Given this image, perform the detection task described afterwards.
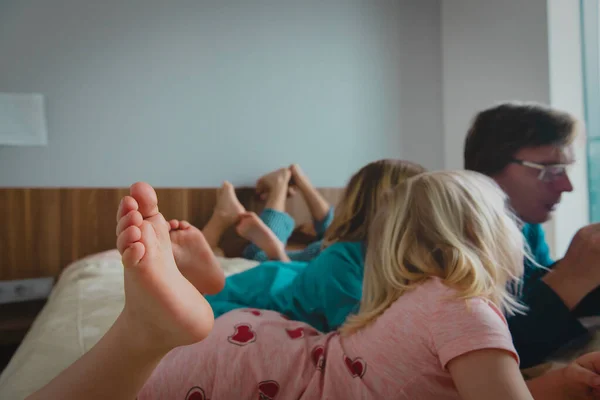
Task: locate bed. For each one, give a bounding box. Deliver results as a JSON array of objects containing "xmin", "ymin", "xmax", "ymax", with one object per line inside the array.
[
  {"xmin": 2, "ymin": 187, "xmax": 600, "ymax": 398},
  {"xmin": 0, "ymin": 186, "xmax": 343, "ymax": 399},
  {"xmin": 0, "ymin": 250, "xmax": 262, "ymax": 399}
]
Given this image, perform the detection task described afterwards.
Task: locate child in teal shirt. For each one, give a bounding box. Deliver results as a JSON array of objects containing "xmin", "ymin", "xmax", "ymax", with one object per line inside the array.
[
  {"xmin": 205, "ymin": 159, "xmax": 427, "ymax": 330},
  {"xmin": 241, "ymin": 164, "xmax": 335, "ymax": 263},
  {"xmin": 209, "ymin": 241, "xmax": 364, "ymax": 332}
]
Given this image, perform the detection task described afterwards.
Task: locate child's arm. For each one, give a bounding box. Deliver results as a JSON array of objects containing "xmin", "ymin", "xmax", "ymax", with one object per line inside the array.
[
  {"xmin": 290, "ymin": 164, "xmax": 331, "ymax": 225},
  {"xmin": 448, "ymin": 349, "xmax": 534, "ymax": 400},
  {"xmin": 27, "ymin": 313, "xmax": 165, "ymax": 400}
]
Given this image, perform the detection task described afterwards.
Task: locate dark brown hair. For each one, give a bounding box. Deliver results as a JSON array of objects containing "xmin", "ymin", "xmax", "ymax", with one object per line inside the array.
[
  {"xmin": 464, "ymin": 102, "xmax": 578, "ymax": 175},
  {"xmin": 322, "ymin": 159, "xmax": 426, "ymax": 248}
]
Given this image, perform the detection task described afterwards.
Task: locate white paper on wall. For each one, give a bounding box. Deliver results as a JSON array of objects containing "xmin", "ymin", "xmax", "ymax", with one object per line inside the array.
[{"xmin": 0, "ymin": 93, "xmax": 48, "ymax": 146}]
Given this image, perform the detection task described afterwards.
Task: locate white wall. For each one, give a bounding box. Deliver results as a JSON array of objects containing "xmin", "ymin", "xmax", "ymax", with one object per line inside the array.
[
  {"xmin": 441, "ymin": 0, "xmax": 551, "ymax": 170},
  {"xmin": 393, "ymin": 1, "xmax": 444, "ymax": 172},
  {"xmin": 0, "ymin": 0, "xmax": 443, "ymax": 187},
  {"xmin": 1, "ymin": 1, "xmax": 589, "ymax": 254}
]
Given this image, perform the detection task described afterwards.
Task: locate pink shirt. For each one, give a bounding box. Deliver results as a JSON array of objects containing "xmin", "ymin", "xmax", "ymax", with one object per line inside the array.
[{"xmin": 138, "ymin": 278, "xmax": 518, "ymax": 400}]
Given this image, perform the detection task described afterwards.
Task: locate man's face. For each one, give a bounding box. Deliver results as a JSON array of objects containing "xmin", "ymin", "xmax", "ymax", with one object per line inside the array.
[{"xmin": 493, "ymin": 144, "xmax": 575, "ymax": 224}]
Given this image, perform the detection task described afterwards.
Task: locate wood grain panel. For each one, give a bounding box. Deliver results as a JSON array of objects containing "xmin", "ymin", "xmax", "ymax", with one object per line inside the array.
[{"xmin": 0, "ymin": 187, "xmax": 343, "ymax": 281}]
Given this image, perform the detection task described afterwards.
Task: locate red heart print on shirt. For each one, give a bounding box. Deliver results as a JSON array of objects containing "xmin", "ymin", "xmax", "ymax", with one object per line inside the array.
[
  {"xmin": 185, "ymin": 386, "xmax": 208, "ymax": 400},
  {"xmin": 258, "ymin": 380, "xmax": 279, "ymax": 399},
  {"xmin": 311, "ymin": 345, "xmax": 325, "ymax": 370},
  {"xmin": 243, "ymin": 309, "xmax": 262, "ymax": 316},
  {"xmin": 286, "ymin": 327, "xmax": 319, "ymax": 339},
  {"xmin": 285, "ymin": 327, "xmax": 305, "ymax": 339},
  {"xmin": 228, "ymin": 323, "xmax": 257, "ymax": 346},
  {"xmin": 344, "ymin": 355, "xmax": 366, "ymax": 378}
]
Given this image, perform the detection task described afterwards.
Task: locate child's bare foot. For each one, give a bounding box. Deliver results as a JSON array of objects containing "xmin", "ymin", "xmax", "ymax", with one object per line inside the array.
[
  {"xmin": 256, "ymin": 167, "xmax": 294, "ymax": 200},
  {"xmin": 214, "ymin": 181, "xmax": 245, "ymax": 224},
  {"xmin": 236, "ymin": 212, "xmax": 290, "ymax": 261},
  {"xmin": 116, "ymin": 196, "xmax": 225, "ymax": 294},
  {"xmin": 168, "ymin": 219, "xmax": 225, "ymax": 294},
  {"xmin": 290, "ymin": 164, "xmax": 311, "ymax": 189},
  {"xmin": 116, "ymin": 182, "xmax": 214, "ymax": 352},
  {"xmin": 202, "ymin": 181, "xmax": 245, "ymax": 250}
]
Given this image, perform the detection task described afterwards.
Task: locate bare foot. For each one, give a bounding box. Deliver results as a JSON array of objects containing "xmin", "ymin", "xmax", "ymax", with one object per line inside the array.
[
  {"xmin": 202, "ymin": 181, "xmax": 246, "ymax": 250},
  {"xmin": 214, "ymin": 181, "xmax": 245, "ymax": 225},
  {"xmin": 168, "ymin": 219, "xmax": 225, "ymax": 294},
  {"xmin": 256, "ymin": 167, "xmax": 294, "ymax": 200},
  {"xmin": 116, "ymin": 194, "xmax": 225, "ymax": 295},
  {"xmin": 116, "ymin": 182, "xmax": 215, "ymax": 351},
  {"xmin": 290, "ymin": 164, "xmax": 310, "ymax": 189},
  {"xmin": 236, "ymin": 212, "xmax": 290, "ymax": 261}
]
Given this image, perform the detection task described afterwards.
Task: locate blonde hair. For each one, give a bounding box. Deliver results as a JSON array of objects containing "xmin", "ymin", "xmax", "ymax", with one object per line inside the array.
[
  {"xmin": 322, "ymin": 159, "xmax": 426, "ymax": 248},
  {"xmin": 340, "ymin": 170, "xmax": 527, "ymax": 336}
]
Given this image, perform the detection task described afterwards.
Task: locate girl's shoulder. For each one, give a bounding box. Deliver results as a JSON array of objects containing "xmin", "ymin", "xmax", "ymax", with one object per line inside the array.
[{"xmin": 400, "ymin": 278, "xmax": 502, "ymax": 320}]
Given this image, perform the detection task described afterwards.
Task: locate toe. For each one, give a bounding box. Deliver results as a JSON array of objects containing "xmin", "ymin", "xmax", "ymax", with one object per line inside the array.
[
  {"xmin": 117, "ymin": 210, "xmax": 143, "ymax": 236},
  {"xmin": 139, "ymin": 218, "xmax": 165, "ymax": 253},
  {"xmin": 122, "ymin": 242, "xmax": 145, "ymax": 267},
  {"xmin": 180, "ymin": 220, "xmax": 191, "ymax": 229},
  {"xmin": 238, "ymin": 211, "xmax": 253, "ymax": 220},
  {"xmin": 130, "ymin": 182, "xmax": 159, "ymax": 219},
  {"xmin": 117, "ymin": 225, "xmax": 142, "ymax": 254},
  {"xmin": 116, "ymin": 196, "xmax": 138, "ymax": 222},
  {"xmin": 169, "ymin": 219, "xmax": 180, "ymax": 230}
]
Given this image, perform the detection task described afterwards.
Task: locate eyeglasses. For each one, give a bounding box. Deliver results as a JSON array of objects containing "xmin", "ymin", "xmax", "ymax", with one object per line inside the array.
[{"xmin": 511, "ymin": 159, "xmax": 570, "ymax": 182}]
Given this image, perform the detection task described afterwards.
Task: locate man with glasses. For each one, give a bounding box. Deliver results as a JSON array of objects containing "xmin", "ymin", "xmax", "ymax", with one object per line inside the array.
[{"xmin": 464, "ymin": 101, "xmax": 600, "ymax": 369}]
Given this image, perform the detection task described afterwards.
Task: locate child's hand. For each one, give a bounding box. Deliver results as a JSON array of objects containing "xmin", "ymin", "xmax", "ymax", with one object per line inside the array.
[{"xmin": 561, "ymin": 352, "xmax": 600, "ymax": 399}]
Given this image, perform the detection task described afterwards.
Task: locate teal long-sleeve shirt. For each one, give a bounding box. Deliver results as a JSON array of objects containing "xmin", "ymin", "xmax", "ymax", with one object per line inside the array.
[
  {"xmin": 206, "ymin": 241, "xmax": 364, "ymax": 332},
  {"xmin": 509, "ymin": 223, "xmax": 588, "ymax": 368}
]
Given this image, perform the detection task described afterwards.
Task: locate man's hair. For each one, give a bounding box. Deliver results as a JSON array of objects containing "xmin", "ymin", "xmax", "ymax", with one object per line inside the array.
[{"xmin": 464, "ymin": 102, "xmax": 578, "ymax": 175}]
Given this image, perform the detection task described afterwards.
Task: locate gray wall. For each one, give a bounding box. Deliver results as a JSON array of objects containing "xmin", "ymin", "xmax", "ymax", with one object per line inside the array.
[
  {"xmin": 441, "ymin": 0, "xmax": 551, "ymax": 170},
  {"xmin": 440, "ymin": 0, "xmax": 590, "ymax": 257},
  {"xmin": 0, "ymin": 0, "xmax": 443, "ymax": 187}
]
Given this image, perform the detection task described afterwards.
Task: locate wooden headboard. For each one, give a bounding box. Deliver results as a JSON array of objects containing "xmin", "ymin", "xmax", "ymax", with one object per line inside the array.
[{"xmin": 0, "ymin": 187, "xmax": 343, "ymax": 281}]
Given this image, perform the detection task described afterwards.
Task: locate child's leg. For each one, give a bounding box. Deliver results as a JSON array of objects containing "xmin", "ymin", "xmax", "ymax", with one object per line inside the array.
[
  {"xmin": 285, "ymin": 241, "xmax": 325, "ymax": 262},
  {"xmin": 255, "ymin": 166, "xmax": 294, "ymax": 203},
  {"xmin": 236, "ymin": 212, "xmax": 290, "ymax": 261},
  {"xmin": 241, "ymin": 208, "xmax": 295, "ymax": 261},
  {"xmin": 259, "ymin": 168, "xmax": 291, "ymax": 213},
  {"xmin": 202, "ymin": 181, "xmax": 245, "ymax": 251},
  {"xmin": 28, "ymin": 182, "xmax": 216, "ymax": 400},
  {"xmin": 290, "ymin": 164, "xmax": 333, "ymax": 238},
  {"xmin": 243, "ymin": 170, "xmax": 295, "ymax": 260}
]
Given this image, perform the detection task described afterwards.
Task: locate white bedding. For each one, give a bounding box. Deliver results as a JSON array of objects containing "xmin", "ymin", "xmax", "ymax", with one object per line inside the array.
[{"xmin": 0, "ymin": 250, "xmax": 258, "ymax": 400}]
